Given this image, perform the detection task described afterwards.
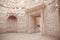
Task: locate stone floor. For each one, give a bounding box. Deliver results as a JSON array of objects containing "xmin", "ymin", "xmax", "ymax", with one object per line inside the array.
[{"xmin": 0, "ymin": 33, "xmax": 59, "ymax": 40}]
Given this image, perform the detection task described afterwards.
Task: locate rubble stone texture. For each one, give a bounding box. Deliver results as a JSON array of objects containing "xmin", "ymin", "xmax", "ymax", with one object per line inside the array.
[{"xmin": 0, "ymin": 0, "xmax": 60, "ymax": 40}]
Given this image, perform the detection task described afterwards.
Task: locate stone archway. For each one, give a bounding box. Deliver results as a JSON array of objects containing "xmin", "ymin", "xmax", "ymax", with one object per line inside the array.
[
  {"xmin": 8, "ymin": 15, "xmax": 17, "ymax": 21},
  {"xmin": 6, "ymin": 15, "xmax": 18, "ymax": 33}
]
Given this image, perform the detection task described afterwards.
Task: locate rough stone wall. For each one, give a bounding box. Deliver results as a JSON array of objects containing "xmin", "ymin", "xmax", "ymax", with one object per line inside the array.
[
  {"xmin": 0, "ymin": 0, "xmax": 43, "ymax": 33},
  {"xmin": 0, "ymin": 13, "xmax": 29, "ymax": 33},
  {"xmin": 43, "ymin": 0, "xmax": 60, "ymax": 38}
]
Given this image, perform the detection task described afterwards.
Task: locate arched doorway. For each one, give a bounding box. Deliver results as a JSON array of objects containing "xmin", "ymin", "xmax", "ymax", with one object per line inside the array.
[{"xmin": 6, "ymin": 15, "xmax": 17, "ymax": 33}]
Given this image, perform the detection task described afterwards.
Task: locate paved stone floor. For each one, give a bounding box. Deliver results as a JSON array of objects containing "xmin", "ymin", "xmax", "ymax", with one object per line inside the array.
[{"xmin": 0, "ymin": 33, "xmax": 59, "ymax": 40}]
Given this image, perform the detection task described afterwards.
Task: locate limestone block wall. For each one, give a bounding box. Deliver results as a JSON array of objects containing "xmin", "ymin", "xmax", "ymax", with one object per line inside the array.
[
  {"xmin": 0, "ymin": 7, "xmax": 29, "ymax": 33},
  {"xmin": 17, "ymin": 13, "xmax": 29, "ymax": 33},
  {"xmin": 43, "ymin": 0, "xmax": 60, "ymax": 38},
  {"xmin": 0, "ymin": 0, "xmax": 43, "ymax": 33}
]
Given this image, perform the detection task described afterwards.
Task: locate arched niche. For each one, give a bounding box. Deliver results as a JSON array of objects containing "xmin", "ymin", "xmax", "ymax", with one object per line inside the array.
[
  {"xmin": 7, "ymin": 15, "xmax": 17, "ymax": 21},
  {"xmin": 6, "ymin": 15, "xmax": 18, "ymax": 33}
]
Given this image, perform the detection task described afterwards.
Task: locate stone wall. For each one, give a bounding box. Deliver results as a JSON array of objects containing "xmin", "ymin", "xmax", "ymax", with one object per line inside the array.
[
  {"xmin": 43, "ymin": 0, "xmax": 60, "ymax": 39},
  {"xmin": 0, "ymin": 0, "xmax": 43, "ymax": 33},
  {"xmin": 0, "ymin": 12, "xmax": 29, "ymax": 33}
]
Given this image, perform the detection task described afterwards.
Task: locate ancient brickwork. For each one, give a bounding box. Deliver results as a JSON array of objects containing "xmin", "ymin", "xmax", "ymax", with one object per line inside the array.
[
  {"xmin": 43, "ymin": 0, "xmax": 60, "ymax": 38},
  {"xmin": 0, "ymin": 0, "xmax": 43, "ymax": 33}
]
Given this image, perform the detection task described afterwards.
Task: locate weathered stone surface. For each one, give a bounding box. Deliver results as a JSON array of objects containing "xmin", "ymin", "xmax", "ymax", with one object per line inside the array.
[
  {"xmin": 0, "ymin": 0, "xmax": 60, "ymax": 40},
  {"xmin": 0, "ymin": 0, "xmax": 42, "ymax": 33},
  {"xmin": 43, "ymin": 0, "xmax": 60, "ymax": 39}
]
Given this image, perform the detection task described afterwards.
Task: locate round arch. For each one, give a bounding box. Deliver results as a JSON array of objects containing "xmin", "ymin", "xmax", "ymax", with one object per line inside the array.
[
  {"xmin": 7, "ymin": 15, "xmax": 17, "ymax": 21},
  {"xmin": 6, "ymin": 15, "xmax": 18, "ymax": 33}
]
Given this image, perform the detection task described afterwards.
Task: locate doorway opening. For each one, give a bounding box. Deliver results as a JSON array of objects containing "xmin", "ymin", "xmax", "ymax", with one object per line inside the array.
[
  {"xmin": 34, "ymin": 16, "xmax": 40, "ymax": 33},
  {"xmin": 31, "ymin": 15, "xmax": 40, "ymax": 33}
]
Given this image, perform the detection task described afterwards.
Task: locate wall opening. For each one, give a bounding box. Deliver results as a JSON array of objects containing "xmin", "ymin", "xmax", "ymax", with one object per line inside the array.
[
  {"xmin": 35, "ymin": 16, "xmax": 40, "ymax": 33},
  {"xmin": 8, "ymin": 15, "xmax": 17, "ymax": 21},
  {"xmin": 6, "ymin": 15, "xmax": 18, "ymax": 33},
  {"xmin": 31, "ymin": 15, "xmax": 40, "ymax": 33}
]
